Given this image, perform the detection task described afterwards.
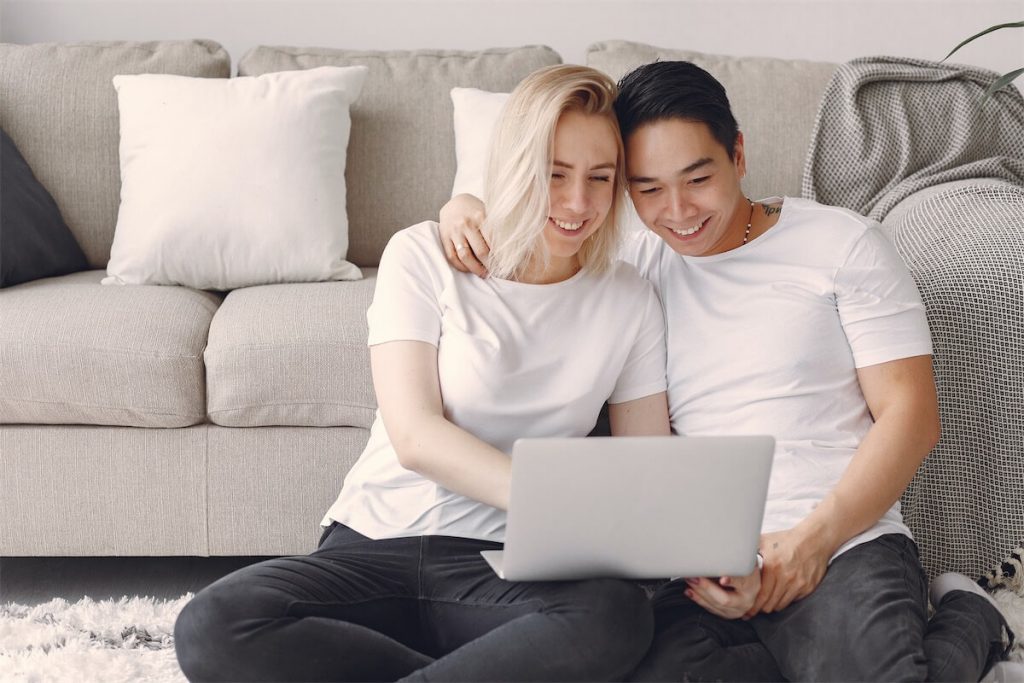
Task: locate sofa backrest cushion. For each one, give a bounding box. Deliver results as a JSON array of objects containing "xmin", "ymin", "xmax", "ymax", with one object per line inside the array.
[
  {"xmin": 0, "ymin": 41, "xmax": 231, "ymax": 269},
  {"xmin": 586, "ymin": 41, "xmax": 836, "ymax": 203},
  {"xmin": 238, "ymin": 45, "xmax": 562, "ymax": 267}
]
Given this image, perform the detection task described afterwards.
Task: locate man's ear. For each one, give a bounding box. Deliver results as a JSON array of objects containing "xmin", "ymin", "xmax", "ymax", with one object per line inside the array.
[{"xmin": 733, "ymin": 131, "xmax": 747, "ymax": 179}]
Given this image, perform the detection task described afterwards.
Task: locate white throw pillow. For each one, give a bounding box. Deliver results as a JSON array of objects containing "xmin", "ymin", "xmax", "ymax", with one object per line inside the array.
[
  {"xmin": 105, "ymin": 66, "xmax": 368, "ymax": 289},
  {"xmin": 449, "ymin": 87, "xmax": 508, "ymax": 199}
]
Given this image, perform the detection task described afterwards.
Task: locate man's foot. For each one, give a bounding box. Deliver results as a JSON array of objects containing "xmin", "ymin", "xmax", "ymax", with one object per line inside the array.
[
  {"xmin": 930, "ymin": 572, "xmax": 1002, "ymax": 612},
  {"xmin": 931, "ymin": 572, "xmax": 1016, "ymax": 670}
]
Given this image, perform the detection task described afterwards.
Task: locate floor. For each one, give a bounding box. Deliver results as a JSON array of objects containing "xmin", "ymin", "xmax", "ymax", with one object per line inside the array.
[{"xmin": 0, "ymin": 556, "xmax": 267, "ymax": 606}]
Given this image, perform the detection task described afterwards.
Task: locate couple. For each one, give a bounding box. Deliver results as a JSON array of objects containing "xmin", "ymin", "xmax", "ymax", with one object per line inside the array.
[{"xmin": 174, "ymin": 62, "xmax": 1012, "ymax": 682}]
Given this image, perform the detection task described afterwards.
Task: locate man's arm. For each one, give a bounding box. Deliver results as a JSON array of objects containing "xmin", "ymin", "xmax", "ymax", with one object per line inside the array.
[
  {"xmin": 746, "ymin": 354, "xmax": 940, "ymax": 616},
  {"xmin": 371, "ymin": 339, "xmax": 511, "ymax": 510},
  {"xmin": 439, "ymin": 193, "xmax": 490, "ymax": 277}
]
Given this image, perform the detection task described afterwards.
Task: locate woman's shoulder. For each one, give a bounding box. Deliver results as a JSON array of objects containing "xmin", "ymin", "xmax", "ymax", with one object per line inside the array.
[{"xmin": 380, "ymin": 221, "xmax": 446, "ymax": 269}]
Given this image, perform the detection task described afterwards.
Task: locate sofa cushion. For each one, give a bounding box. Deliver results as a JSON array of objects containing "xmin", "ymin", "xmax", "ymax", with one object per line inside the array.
[
  {"xmin": 0, "ymin": 126, "xmax": 88, "ymax": 287},
  {"xmin": 205, "ymin": 271, "xmax": 378, "ymax": 428},
  {"xmin": 0, "ymin": 271, "xmax": 220, "ymax": 427},
  {"xmin": 237, "ymin": 45, "xmax": 561, "ymax": 267},
  {"xmin": 586, "ymin": 41, "xmax": 836, "ymax": 202},
  {"xmin": 0, "ymin": 40, "xmax": 230, "ymax": 269}
]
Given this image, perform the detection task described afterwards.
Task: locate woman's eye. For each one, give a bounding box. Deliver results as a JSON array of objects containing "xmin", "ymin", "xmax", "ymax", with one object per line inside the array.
[
  {"xmin": 551, "ymin": 173, "xmax": 565, "ymax": 180},
  {"xmin": 590, "ymin": 175, "xmax": 611, "ymax": 183}
]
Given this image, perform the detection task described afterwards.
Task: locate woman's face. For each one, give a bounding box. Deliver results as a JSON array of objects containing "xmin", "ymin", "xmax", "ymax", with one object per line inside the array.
[{"xmin": 542, "ymin": 110, "xmax": 618, "ymax": 261}]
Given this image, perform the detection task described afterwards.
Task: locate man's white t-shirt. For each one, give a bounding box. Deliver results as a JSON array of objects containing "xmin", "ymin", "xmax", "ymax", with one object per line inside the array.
[
  {"xmin": 323, "ymin": 221, "xmax": 667, "ymax": 542},
  {"xmin": 622, "ymin": 197, "xmax": 933, "ymax": 558}
]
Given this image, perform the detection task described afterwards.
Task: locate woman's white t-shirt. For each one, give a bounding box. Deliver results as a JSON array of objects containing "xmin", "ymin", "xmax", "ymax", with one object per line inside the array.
[
  {"xmin": 622, "ymin": 197, "xmax": 933, "ymax": 559},
  {"xmin": 323, "ymin": 221, "xmax": 667, "ymax": 542}
]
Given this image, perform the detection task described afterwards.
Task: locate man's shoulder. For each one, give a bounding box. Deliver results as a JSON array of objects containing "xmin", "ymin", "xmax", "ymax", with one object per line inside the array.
[{"xmin": 784, "ymin": 197, "xmax": 875, "ymax": 234}]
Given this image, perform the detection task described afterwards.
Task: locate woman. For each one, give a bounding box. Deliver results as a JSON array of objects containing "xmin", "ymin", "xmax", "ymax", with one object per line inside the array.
[{"xmin": 174, "ymin": 64, "xmax": 671, "ymax": 682}]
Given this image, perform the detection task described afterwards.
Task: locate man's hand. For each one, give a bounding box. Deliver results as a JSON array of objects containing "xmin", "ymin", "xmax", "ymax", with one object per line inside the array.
[
  {"xmin": 439, "ymin": 193, "xmax": 489, "ymax": 277},
  {"xmin": 745, "ymin": 527, "xmax": 832, "ymax": 618},
  {"xmin": 685, "ymin": 562, "xmax": 761, "ymax": 620}
]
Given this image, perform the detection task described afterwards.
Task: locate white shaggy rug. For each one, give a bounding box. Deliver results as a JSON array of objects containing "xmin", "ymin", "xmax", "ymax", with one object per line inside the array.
[
  {"xmin": 1, "ymin": 588, "xmax": 1022, "ymax": 682},
  {"xmin": 0, "ymin": 594, "xmax": 190, "ymax": 683}
]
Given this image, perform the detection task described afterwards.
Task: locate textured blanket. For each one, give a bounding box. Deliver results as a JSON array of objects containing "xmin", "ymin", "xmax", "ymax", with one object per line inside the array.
[
  {"xmin": 801, "ymin": 56, "xmax": 1024, "ymax": 219},
  {"xmin": 801, "ymin": 57, "xmax": 1024, "ymax": 581}
]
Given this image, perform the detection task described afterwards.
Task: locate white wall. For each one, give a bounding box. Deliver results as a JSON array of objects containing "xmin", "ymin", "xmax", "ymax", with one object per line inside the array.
[{"xmin": 2, "ymin": 0, "xmax": 1022, "ymax": 75}]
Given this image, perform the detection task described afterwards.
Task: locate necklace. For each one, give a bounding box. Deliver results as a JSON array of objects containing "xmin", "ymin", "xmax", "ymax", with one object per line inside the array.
[{"xmin": 742, "ymin": 199, "xmax": 755, "ymax": 245}]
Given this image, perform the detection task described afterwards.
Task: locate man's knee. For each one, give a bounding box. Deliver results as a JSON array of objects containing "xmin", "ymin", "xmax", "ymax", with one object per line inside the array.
[{"xmin": 569, "ymin": 579, "xmax": 655, "ymax": 677}]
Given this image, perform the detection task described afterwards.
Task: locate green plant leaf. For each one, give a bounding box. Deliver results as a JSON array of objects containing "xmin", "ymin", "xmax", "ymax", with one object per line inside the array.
[
  {"xmin": 982, "ymin": 67, "xmax": 1024, "ymax": 101},
  {"xmin": 944, "ymin": 21, "xmax": 1024, "ymax": 61}
]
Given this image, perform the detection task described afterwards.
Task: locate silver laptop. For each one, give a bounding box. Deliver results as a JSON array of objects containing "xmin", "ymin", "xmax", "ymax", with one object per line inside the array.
[{"xmin": 481, "ymin": 435, "xmax": 774, "ymax": 581}]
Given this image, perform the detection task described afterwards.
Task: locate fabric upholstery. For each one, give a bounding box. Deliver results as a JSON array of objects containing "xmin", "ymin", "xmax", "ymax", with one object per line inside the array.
[
  {"xmin": 585, "ymin": 41, "xmax": 836, "ymax": 202},
  {"xmin": 206, "ymin": 425, "xmax": 369, "ymax": 555},
  {"xmin": 0, "ymin": 127, "xmax": 88, "ymax": 287},
  {"xmin": 205, "ymin": 270, "xmax": 378, "ymax": 428},
  {"xmin": 0, "ymin": 424, "xmax": 207, "ymax": 555},
  {"xmin": 237, "ymin": 45, "xmax": 561, "ymax": 267},
  {"xmin": 0, "ymin": 270, "xmax": 220, "ymax": 427},
  {"xmin": 0, "ymin": 40, "xmax": 230, "ymax": 268}
]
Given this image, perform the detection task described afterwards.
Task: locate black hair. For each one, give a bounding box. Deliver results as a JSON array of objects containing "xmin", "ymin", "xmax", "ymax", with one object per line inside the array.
[{"xmin": 615, "ymin": 61, "xmax": 740, "ymax": 159}]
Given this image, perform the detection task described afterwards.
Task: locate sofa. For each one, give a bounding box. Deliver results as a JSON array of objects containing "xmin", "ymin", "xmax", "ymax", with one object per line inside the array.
[{"xmin": 1, "ymin": 39, "xmax": 1021, "ymax": 581}]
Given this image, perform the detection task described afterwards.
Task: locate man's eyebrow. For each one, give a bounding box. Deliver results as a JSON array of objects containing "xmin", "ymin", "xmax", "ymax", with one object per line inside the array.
[
  {"xmin": 553, "ymin": 160, "xmax": 617, "ymax": 170},
  {"xmin": 628, "ymin": 157, "xmax": 714, "ymax": 183}
]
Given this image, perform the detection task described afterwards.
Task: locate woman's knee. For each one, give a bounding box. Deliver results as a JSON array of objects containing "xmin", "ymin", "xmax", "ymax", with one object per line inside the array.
[{"xmin": 174, "ymin": 574, "xmax": 281, "ymax": 681}]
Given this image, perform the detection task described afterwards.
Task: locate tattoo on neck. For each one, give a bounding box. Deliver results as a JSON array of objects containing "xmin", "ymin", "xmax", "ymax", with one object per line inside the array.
[{"xmin": 762, "ymin": 204, "xmax": 782, "ymax": 218}]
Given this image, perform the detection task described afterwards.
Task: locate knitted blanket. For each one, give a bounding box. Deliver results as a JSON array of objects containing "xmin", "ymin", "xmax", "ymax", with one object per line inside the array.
[
  {"xmin": 801, "ymin": 56, "xmax": 1024, "ymax": 219},
  {"xmin": 801, "ymin": 57, "xmax": 1024, "ymax": 580}
]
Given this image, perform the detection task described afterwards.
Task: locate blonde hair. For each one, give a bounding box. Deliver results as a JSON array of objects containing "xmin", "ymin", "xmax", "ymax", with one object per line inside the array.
[{"xmin": 482, "ymin": 65, "xmax": 626, "ymax": 281}]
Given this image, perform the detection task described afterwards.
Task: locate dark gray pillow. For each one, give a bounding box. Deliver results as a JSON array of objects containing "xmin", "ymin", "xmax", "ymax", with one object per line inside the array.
[{"xmin": 1, "ymin": 127, "xmax": 88, "ymax": 287}]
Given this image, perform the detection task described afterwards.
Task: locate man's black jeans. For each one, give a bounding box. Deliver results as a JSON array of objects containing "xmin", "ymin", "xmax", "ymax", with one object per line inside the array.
[
  {"xmin": 629, "ymin": 533, "xmax": 1010, "ymax": 682},
  {"xmin": 175, "ymin": 522, "xmax": 653, "ymax": 682}
]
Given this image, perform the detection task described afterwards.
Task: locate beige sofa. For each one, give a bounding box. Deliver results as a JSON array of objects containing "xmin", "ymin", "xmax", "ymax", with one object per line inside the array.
[{"xmin": 1, "ymin": 39, "xmax": 1019, "ymax": 580}]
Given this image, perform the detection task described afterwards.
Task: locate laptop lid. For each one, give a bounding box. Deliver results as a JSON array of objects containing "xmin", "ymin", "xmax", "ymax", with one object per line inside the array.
[{"xmin": 484, "ymin": 435, "xmax": 774, "ymax": 581}]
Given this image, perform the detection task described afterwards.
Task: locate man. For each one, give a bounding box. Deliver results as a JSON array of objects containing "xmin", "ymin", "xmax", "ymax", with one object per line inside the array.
[{"xmin": 440, "ymin": 60, "xmax": 1012, "ymax": 681}]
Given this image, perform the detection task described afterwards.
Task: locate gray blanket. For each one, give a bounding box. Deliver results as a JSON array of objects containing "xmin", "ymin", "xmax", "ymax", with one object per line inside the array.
[
  {"xmin": 802, "ymin": 57, "xmax": 1024, "ymax": 581},
  {"xmin": 801, "ymin": 56, "xmax": 1024, "ymax": 220}
]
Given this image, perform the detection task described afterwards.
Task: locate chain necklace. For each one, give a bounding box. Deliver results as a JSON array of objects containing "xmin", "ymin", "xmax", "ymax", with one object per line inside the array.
[{"xmin": 742, "ymin": 199, "xmax": 756, "ymax": 245}]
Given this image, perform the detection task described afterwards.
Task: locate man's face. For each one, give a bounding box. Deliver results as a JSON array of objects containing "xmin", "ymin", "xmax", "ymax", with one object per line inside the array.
[{"xmin": 626, "ymin": 119, "xmax": 748, "ymax": 257}]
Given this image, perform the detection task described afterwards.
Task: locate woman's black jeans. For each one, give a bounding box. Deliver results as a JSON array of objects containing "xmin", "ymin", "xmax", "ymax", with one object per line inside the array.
[{"xmin": 174, "ymin": 523, "xmax": 653, "ymax": 682}]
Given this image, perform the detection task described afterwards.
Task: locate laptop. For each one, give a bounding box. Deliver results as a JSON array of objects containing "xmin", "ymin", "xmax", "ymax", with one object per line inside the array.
[{"xmin": 480, "ymin": 435, "xmax": 774, "ymax": 581}]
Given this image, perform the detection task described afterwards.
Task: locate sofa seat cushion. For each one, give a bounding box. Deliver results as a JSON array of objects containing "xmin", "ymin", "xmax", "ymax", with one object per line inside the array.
[
  {"xmin": 205, "ymin": 271, "xmax": 378, "ymax": 428},
  {"xmin": 0, "ymin": 271, "xmax": 220, "ymax": 427}
]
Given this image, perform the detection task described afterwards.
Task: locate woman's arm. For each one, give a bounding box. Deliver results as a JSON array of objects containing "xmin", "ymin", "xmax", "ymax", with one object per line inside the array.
[
  {"xmin": 439, "ymin": 193, "xmax": 490, "ymax": 277},
  {"xmin": 371, "ymin": 339, "xmax": 512, "ymax": 510},
  {"xmin": 608, "ymin": 393, "xmax": 671, "ymax": 436},
  {"xmin": 747, "ymin": 354, "xmax": 940, "ymax": 616}
]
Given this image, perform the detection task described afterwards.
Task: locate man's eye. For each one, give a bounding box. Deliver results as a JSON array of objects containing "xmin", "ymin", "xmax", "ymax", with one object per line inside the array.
[
  {"xmin": 690, "ymin": 176, "xmax": 710, "ymax": 185},
  {"xmin": 637, "ymin": 187, "xmax": 659, "ymax": 195}
]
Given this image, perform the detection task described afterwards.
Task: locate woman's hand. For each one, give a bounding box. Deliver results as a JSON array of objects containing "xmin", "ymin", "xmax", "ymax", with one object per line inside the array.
[
  {"xmin": 744, "ymin": 527, "xmax": 832, "ymax": 618},
  {"xmin": 684, "ymin": 561, "xmax": 762, "ymax": 620},
  {"xmin": 439, "ymin": 193, "xmax": 490, "ymax": 277}
]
